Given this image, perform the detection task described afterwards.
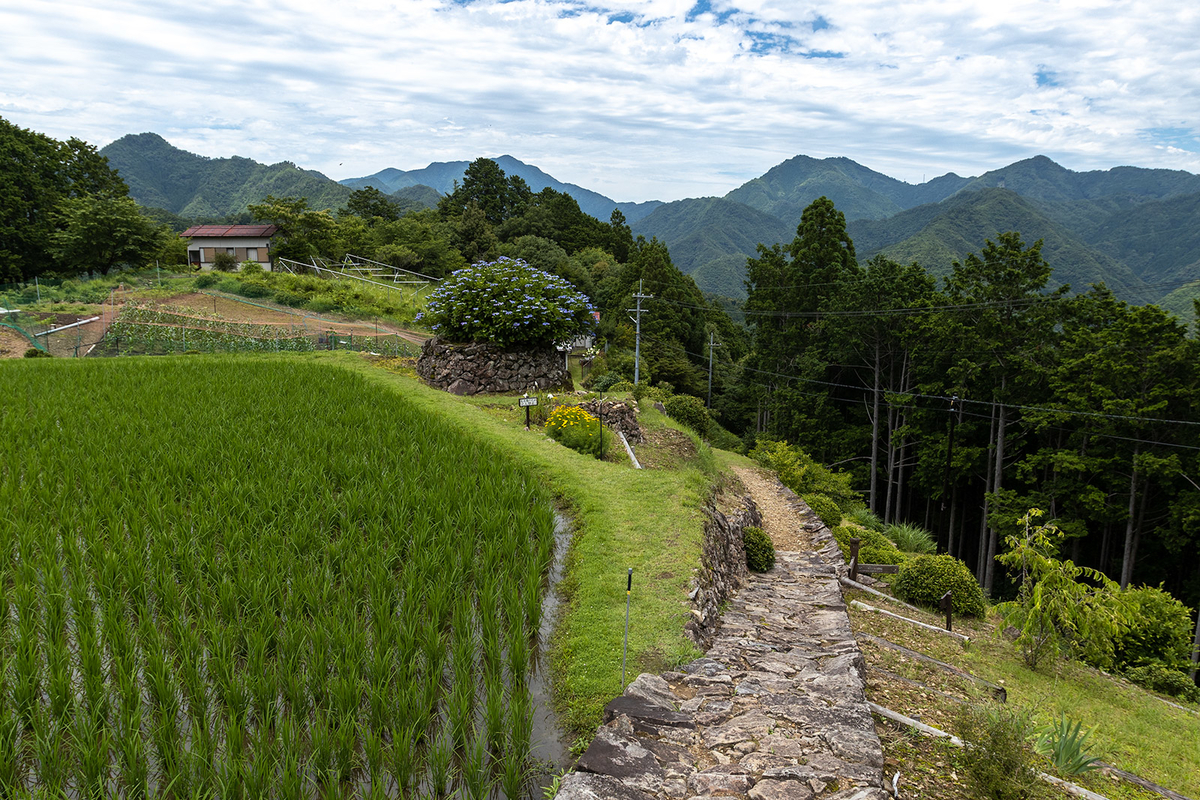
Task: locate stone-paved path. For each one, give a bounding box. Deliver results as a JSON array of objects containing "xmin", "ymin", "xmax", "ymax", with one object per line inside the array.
[{"xmin": 558, "ymin": 486, "xmax": 888, "ymax": 800}]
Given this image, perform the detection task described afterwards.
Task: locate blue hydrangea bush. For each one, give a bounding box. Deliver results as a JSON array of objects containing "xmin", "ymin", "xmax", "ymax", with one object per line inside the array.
[{"xmin": 417, "ymin": 257, "xmax": 595, "ymax": 348}]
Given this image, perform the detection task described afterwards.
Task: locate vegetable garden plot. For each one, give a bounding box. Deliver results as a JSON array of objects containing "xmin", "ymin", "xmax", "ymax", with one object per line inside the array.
[
  {"xmin": 0, "ymin": 357, "xmax": 556, "ymax": 798},
  {"xmin": 104, "ymin": 305, "xmax": 418, "ymax": 357}
]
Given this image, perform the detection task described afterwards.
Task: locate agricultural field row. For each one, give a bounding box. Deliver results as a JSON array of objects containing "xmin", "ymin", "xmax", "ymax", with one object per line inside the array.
[
  {"xmin": 105, "ymin": 307, "xmax": 417, "ymax": 357},
  {"xmin": 0, "ymin": 357, "xmax": 557, "ymax": 798}
]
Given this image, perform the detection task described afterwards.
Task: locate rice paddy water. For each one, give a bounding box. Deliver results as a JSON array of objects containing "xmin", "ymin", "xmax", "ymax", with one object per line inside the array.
[{"xmin": 0, "ymin": 356, "xmax": 570, "ymax": 798}]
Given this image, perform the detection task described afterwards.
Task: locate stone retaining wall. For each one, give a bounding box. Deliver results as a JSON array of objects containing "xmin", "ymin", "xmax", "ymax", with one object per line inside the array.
[
  {"xmin": 577, "ymin": 399, "xmax": 644, "ymax": 444},
  {"xmin": 415, "ymin": 337, "xmax": 573, "ymax": 395},
  {"xmin": 686, "ymin": 497, "xmax": 761, "ymax": 649}
]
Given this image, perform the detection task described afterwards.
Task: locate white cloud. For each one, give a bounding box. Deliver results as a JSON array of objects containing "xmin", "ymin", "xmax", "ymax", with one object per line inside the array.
[{"xmin": 2, "ymin": 0, "xmax": 1199, "ymax": 201}]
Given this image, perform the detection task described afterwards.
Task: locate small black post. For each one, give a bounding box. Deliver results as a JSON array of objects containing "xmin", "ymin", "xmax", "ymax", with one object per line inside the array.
[
  {"xmin": 939, "ymin": 590, "xmax": 953, "ymax": 631},
  {"xmin": 622, "ymin": 568, "xmax": 633, "ymax": 688},
  {"xmin": 849, "ymin": 538, "xmax": 861, "ymax": 582},
  {"xmin": 525, "ymin": 403, "xmax": 531, "ymax": 430}
]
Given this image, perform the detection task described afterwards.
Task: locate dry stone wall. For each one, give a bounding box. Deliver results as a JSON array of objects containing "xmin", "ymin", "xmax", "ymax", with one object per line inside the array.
[
  {"xmin": 686, "ymin": 498, "xmax": 761, "ymax": 649},
  {"xmin": 415, "ymin": 337, "xmax": 573, "ymax": 395},
  {"xmin": 577, "ymin": 399, "xmax": 644, "ymax": 444}
]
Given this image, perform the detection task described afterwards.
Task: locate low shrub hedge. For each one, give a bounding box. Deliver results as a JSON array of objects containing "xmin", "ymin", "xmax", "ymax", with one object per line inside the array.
[
  {"xmin": 1123, "ymin": 664, "xmax": 1200, "ymax": 703},
  {"xmin": 1113, "ymin": 584, "xmax": 1194, "ymax": 671},
  {"xmin": 664, "ymin": 394, "xmax": 710, "ymax": 438},
  {"xmin": 743, "ymin": 526, "xmax": 775, "ymax": 572},
  {"xmin": 805, "ymin": 493, "xmax": 842, "ymax": 528},
  {"xmin": 893, "ymin": 554, "xmax": 985, "ymax": 617},
  {"xmin": 831, "ymin": 524, "xmax": 907, "ymax": 567}
]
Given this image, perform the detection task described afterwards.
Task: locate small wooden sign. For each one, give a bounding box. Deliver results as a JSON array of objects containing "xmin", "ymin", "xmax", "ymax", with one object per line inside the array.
[{"xmin": 518, "ymin": 397, "xmax": 538, "ymax": 407}]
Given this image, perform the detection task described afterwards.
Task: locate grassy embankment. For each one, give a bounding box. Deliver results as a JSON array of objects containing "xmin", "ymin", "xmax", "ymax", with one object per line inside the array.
[
  {"xmin": 842, "ymin": 582, "xmax": 1200, "ymax": 799},
  {"xmin": 339, "ymin": 353, "xmax": 727, "ymax": 741}
]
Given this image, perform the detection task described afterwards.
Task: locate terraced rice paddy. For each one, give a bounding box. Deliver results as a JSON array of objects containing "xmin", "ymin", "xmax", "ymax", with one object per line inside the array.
[{"xmin": 0, "ymin": 357, "xmax": 558, "ymax": 798}]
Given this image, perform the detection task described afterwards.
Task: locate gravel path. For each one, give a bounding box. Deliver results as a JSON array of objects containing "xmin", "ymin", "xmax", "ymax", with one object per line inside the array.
[{"xmin": 731, "ymin": 465, "xmax": 813, "ymax": 553}]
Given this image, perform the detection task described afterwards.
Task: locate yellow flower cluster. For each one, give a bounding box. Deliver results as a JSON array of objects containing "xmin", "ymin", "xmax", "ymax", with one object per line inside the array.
[{"xmin": 545, "ymin": 404, "xmax": 598, "ymax": 435}]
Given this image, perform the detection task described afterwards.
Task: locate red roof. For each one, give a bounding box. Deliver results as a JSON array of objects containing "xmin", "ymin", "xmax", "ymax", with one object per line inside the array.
[{"xmin": 180, "ymin": 224, "xmax": 278, "ymax": 238}]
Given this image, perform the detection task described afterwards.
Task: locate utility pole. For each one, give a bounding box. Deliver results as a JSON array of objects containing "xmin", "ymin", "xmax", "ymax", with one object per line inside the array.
[
  {"xmin": 706, "ymin": 331, "xmax": 721, "ymax": 408},
  {"xmin": 628, "ymin": 279, "xmax": 653, "ymax": 385}
]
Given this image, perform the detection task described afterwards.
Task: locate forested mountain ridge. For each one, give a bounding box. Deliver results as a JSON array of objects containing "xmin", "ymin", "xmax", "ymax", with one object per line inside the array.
[
  {"xmin": 343, "ymin": 155, "xmax": 663, "ymax": 224},
  {"xmin": 100, "ymin": 133, "xmax": 354, "ymax": 218},
  {"xmin": 97, "ymin": 131, "xmax": 1200, "ymax": 309}
]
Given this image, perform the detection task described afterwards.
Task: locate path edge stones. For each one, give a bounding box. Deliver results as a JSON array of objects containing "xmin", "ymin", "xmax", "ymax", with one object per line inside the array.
[{"xmin": 557, "ymin": 481, "xmax": 888, "ymax": 800}]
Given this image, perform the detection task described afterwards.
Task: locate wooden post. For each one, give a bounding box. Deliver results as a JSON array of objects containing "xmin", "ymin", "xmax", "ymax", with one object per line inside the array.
[
  {"xmin": 849, "ymin": 538, "xmax": 861, "ymax": 582},
  {"xmin": 939, "ymin": 590, "xmax": 953, "ymax": 632},
  {"xmin": 1190, "ymin": 608, "xmax": 1199, "ymax": 681}
]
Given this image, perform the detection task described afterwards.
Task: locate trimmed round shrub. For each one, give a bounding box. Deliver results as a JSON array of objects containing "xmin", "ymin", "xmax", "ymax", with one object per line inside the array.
[
  {"xmin": 832, "ymin": 524, "xmax": 906, "ymax": 567},
  {"xmin": 894, "ymin": 554, "xmax": 985, "ymax": 617},
  {"xmin": 273, "ymin": 290, "xmax": 305, "ymax": 307},
  {"xmin": 743, "ymin": 527, "xmax": 775, "ymax": 572},
  {"xmin": 805, "ymin": 493, "xmax": 842, "ymax": 529},
  {"xmin": 608, "ymin": 380, "xmax": 634, "ymax": 393},
  {"xmin": 194, "ymin": 273, "xmax": 219, "ymax": 288},
  {"xmin": 1113, "ymin": 584, "xmax": 1194, "ymax": 670},
  {"xmin": 417, "ymin": 257, "xmax": 594, "ymax": 348},
  {"xmin": 1123, "ymin": 664, "xmax": 1200, "ymax": 703},
  {"xmin": 235, "ymin": 280, "xmax": 271, "ymax": 299},
  {"xmin": 663, "ymin": 394, "xmax": 710, "ymax": 437}
]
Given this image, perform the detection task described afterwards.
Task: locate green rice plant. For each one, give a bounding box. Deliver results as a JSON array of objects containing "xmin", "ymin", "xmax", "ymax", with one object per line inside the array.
[
  {"xmin": 389, "ymin": 723, "xmax": 420, "ymax": 798},
  {"xmin": 329, "ymin": 671, "xmax": 361, "ymax": 724},
  {"xmin": 245, "ymin": 715, "xmax": 278, "ymax": 799},
  {"xmin": 331, "ymin": 713, "xmax": 358, "ymax": 786},
  {"xmin": 523, "ymin": 566, "xmax": 544, "ymax": 637},
  {"xmin": 483, "ymin": 675, "xmax": 506, "ymax": 756},
  {"xmin": 74, "ymin": 714, "xmax": 111, "ymax": 800},
  {"xmin": 116, "ymin": 688, "xmax": 147, "ymax": 799},
  {"xmin": 46, "ymin": 639, "xmax": 74, "ymax": 724},
  {"xmin": 499, "ymin": 741, "xmax": 528, "ymax": 800},
  {"xmin": 427, "ymin": 726, "xmax": 455, "ymax": 799},
  {"xmin": 13, "ymin": 584, "xmax": 42, "ymax": 728},
  {"xmin": 507, "ymin": 684, "xmax": 533, "ymax": 765},
  {"xmin": 1033, "ymin": 714, "xmax": 1102, "ymax": 776},
  {"xmin": 308, "ymin": 709, "xmax": 335, "ymax": 793},
  {"xmin": 460, "ymin": 727, "xmax": 492, "ymax": 800},
  {"xmin": 506, "ymin": 618, "xmax": 531, "ymax": 688},
  {"xmin": 0, "ymin": 705, "xmax": 24, "ymax": 791},
  {"xmin": 33, "ymin": 713, "xmax": 68, "ymax": 796},
  {"xmin": 447, "ymin": 677, "xmax": 476, "ymax": 754},
  {"xmin": 362, "ymin": 723, "xmax": 386, "ymax": 792}
]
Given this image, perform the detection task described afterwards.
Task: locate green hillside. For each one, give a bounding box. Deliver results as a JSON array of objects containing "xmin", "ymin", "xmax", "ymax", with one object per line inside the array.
[
  {"xmin": 959, "ymin": 155, "xmax": 1200, "ymax": 203},
  {"xmin": 1084, "ymin": 192, "xmax": 1200, "ymax": 290},
  {"xmin": 630, "ymin": 197, "xmax": 793, "ymax": 299},
  {"xmin": 1154, "ymin": 277, "xmax": 1200, "ymax": 326},
  {"xmin": 724, "ymin": 154, "xmax": 968, "ymax": 225},
  {"xmin": 859, "ymin": 189, "xmax": 1146, "ymax": 295},
  {"xmin": 101, "ymin": 133, "xmax": 353, "ymax": 217}
]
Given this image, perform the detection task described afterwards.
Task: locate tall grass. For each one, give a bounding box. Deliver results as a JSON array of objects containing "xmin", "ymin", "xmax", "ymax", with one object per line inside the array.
[{"xmin": 0, "ymin": 357, "xmax": 557, "ymax": 796}]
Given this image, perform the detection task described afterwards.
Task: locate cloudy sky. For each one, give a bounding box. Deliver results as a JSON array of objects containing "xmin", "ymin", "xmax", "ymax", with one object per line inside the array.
[{"xmin": 3, "ymin": 0, "xmax": 1198, "ymax": 201}]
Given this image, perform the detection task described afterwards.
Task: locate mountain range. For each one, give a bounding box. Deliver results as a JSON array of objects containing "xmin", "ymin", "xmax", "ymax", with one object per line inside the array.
[{"xmin": 101, "ymin": 134, "xmax": 1200, "ymax": 312}]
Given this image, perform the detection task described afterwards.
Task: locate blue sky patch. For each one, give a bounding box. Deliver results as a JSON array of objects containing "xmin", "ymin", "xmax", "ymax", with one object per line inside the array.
[
  {"xmin": 1035, "ymin": 67, "xmax": 1059, "ymax": 87},
  {"xmin": 1140, "ymin": 127, "xmax": 1200, "ymax": 153}
]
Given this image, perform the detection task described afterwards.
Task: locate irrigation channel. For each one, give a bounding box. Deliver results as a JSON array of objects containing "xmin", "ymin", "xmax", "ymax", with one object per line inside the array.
[{"xmin": 0, "ymin": 358, "xmax": 574, "ymax": 799}]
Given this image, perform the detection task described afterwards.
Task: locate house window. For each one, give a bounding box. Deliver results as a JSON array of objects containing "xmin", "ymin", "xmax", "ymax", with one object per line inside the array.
[
  {"xmin": 226, "ymin": 248, "xmax": 236, "ymax": 255},
  {"xmin": 247, "ymin": 248, "xmax": 259, "ymax": 261}
]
